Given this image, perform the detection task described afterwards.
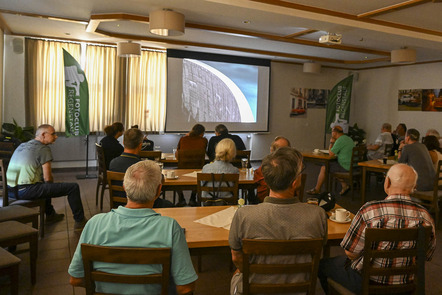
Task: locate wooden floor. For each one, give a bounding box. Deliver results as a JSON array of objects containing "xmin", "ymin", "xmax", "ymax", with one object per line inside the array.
[{"xmin": 1, "ymin": 162, "xmax": 441, "ymax": 295}]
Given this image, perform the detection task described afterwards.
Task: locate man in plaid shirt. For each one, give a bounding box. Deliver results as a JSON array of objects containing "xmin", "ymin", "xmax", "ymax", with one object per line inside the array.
[{"xmin": 318, "ymin": 163, "xmax": 436, "ymax": 294}]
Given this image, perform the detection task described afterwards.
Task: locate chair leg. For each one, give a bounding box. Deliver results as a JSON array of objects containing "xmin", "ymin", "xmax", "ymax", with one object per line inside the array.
[
  {"xmin": 198, "ymin": 253, "xmax": 202, "ymax": 272},
  {"xmin": 10, "ymin": 263, "xmax": 19, "ymax": 295},
  {"xmin": 100, "ymin": 183, "xmax": 106, "ymax": 211},
  {"xmin": 30, "ymin": 233, "xmax": 38, "ymax": 285},
  {"xmin": 95, "ymin": 180, "xmax": 100, "ymax": 206},
  {"xmin": 39, "ymin": 203, "xmax": 45, "ymax": 238}
]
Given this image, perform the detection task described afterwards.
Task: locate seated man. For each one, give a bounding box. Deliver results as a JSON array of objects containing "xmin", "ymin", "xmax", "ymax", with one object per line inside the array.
[
  {"xmin": 207, "ymin": 124, "xmax": 246, "ymax": 162},
  {"xmin": 253, "ymin": 136, "xmax": 291, "ymax": 202},
  {"xmin": 6, "ymin": 124, "xmax": 87, "ymax": 229},
  {"xmin": 307, "ymin": 125, "xmax": 354, "ymax": 196},
  {"xmin": 318, "ymin": 163, "xmax": 436, "ymax": 294},
  {"xmin": 392, "ymin": 123, "xmax": 407, "ymax": 153},
  {"xmin": 366, "ymin": 123, "xmax": 393, "ymax": 160},
  {"xmin": 229, "ymin": 147, "xmax": 327, "ymax": 294},
  {"xmin": 68, "ymin": 160, "xmax": 198, "ymax": 295},
  {"xmin": 109, "ymin": 128, "xmax": 173, "ymax": 208}
]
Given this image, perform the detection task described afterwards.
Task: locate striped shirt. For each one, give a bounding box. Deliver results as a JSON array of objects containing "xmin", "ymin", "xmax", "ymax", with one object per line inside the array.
[{"xmin": 341, "ymin": 195, "xmax": 436, "ymax": 285}]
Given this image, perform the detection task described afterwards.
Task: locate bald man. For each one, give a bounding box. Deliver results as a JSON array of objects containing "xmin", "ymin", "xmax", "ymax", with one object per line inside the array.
[{"xmin": 318, "ymin": 164, "xmax": 436, "ymax": 294}]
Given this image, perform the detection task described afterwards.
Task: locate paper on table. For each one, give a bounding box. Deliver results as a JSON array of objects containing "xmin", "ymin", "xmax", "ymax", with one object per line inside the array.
[
  {"xmin": 194, "ymin": 206, "xmax": 237, "ymax": 230},
  {"xmin": 182, "ymin": 170, "xmax": 202, "ymax": 178},
  {"xmin": 319, "ymin": 149, "xmax": 329, "ymax": 154}
]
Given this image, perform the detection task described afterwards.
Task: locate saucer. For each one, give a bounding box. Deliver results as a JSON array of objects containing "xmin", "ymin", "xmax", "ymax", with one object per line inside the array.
[
  {"xmin": 330, "ymin": 216, "xmax": 351, "ymax": 223},
  {"xmin": 166, "ymin": 176, "xmax": 179, "ymax": 180}
]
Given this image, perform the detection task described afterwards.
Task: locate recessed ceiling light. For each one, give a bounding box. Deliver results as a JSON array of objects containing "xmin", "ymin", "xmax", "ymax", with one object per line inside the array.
[
  {"xmin": 65, "ymin": 32, "xmax": 71, "ymax": 35},
  {"xmin": 243, "ymin": 20, "xmax": 250, "ymax": 24}
]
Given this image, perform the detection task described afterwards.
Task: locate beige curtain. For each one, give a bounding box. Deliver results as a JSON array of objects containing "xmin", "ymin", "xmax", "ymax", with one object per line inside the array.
[
  {"xmin": 26, "ymin": 39, "xmax": 80, "ymax": 131},
  {"xmin": 126, "ymin": 50, "xmax": 166, "ymax": 132},
  {"xmin": 85, "ymin": 45, "xmax": 119, "ymax": 132}
]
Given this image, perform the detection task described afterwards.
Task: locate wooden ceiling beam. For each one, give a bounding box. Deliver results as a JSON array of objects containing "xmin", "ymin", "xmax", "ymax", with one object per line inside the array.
[
  {"xmin": 0, "ymin": 14, "xmax": 12, "ymax": 34},
  {"xmin": 357, "ymin": 0, "xmax": 428, "ymax": 18},
  {"xmin": 284, "ymin": 29, "xmax": 318, "ymax": 38}
]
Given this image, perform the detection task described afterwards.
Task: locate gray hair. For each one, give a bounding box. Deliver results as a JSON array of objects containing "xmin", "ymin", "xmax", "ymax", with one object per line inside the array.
[
  {"xmin": 406, "ymin": 128, "xmax": 420, "ymax": 142},
  {"xmin": 426, "ymin": 129, "xmax": 440, "ymax": 139},
  {"xmin": 382, "ymin": 123, "xmax": 392, "ymax": 132},
  {"xmin": 215, "ymin": 138, "xmax": 236, "ymax": 162},
  {"xmin": 35, "ymin": 124, "xmax": 53, "ymax": 137},
  {"xmin": 123, "ymin": 160, "xmax": 162, "ymax": 204}
]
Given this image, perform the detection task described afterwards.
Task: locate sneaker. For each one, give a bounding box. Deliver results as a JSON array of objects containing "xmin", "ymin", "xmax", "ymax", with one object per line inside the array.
[
  {"xmin": 176, "ymin": 200, "xmax": 187, "ymax": 207},
  {"xmin": 45, "ymin": 212, "xmax": 65, "ymax": 224},
  {"xmin": 306, "ymin": 188, "xmax": 320, "ymax": 195},
  {"xmin": 74, "ymin": 217, "xmax": 88, "ymax": 231}
]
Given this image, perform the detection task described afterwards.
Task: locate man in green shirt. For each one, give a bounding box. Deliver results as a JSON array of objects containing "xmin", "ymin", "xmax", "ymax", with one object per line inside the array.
[{"xmin": 307, "ymin": 126, "xmax": 354, "ymax": 195}]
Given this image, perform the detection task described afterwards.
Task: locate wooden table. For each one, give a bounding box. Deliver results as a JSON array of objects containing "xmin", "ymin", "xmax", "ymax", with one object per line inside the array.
[
  {"xmin": 358, "ymin": 159, "xmax": 394, "ymax": 204},
  {"xmin": 302, "ymin": 151, "xmax": 336, "ymax": 191}
]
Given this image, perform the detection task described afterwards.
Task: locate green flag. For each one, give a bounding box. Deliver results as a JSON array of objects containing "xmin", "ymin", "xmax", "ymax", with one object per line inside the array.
[
  {"xmin": 63, "ymin": 48, "xmax": 89, "ymax": 137},
  {"xmin": 325, "ymin": 75, "xmax": 353, "ymax": 134}
]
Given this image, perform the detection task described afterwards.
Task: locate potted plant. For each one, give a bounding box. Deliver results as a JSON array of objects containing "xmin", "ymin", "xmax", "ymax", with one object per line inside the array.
[
  {"xmin": 348, "ymin": 123, "xmax": 366, "ymax": 146},
  {"xmin": 2, "ymin": 119, "xmax": 35, "ymax": 143}
]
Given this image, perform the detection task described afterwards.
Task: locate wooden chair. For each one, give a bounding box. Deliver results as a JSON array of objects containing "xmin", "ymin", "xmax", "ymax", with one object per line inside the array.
[
  {"xmin": 95, "ymin": 143, "xmax": 108, "ymax": 210},
  {"xmin": 139, "ymin": 150, "xmax": 162, "ymax": 161},
  {"xmin": 242, "ymin": 238, "xmax": 323, "ymax": 294},
  {"xmin": 330, "ymin": 145, "xmax": 366, "ymax": 199},
  {"xmin": 106, "ymin": 171, "xmax": 127, "ymax": 209},
  {"xmin": 412, "ymin": 160, "xmax": 442, "ymax": 227},
  {"xmin": 297, "ymin": 173, "xmax": 307, "ymax": 202},
  {"xmin": 1, "ymin": 159, "xmax": 45, "ymax": 238},
  {"xmin": 177, "ymin": 149, "xmax": 205, "ymax": 169},
  {"xmin": 196, "ymin": 173, "xmax": 239, "ymax": 205},
  {"xmin": 0, "ymin": 247, "xmax": 21, "ymax": 295},
  {"xmin": 0, "ymin": 141, "xmax": 15, "ymax": 166},
  {"xmin": 232, "ymin": 150, "xmax": 251, "ymax": 169},
  {"xmin": 81, "ymin": 244, "xmax": 171, "ymax": 295},
  {"xmin": 328, "ymin": 226, "xmax": 432, "ymax": 295},
  {"xmin": 383, "ymin": 143, "xmax": 393, "ymax": 156}
]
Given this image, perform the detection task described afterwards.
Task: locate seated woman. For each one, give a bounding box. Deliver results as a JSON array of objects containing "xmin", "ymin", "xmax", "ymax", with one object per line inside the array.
[
  {"xmin": 201, "ymin": 138, "xmax": 239, "ymax": 201},
  {"xmin": 100, "ymin": 122, "xmax": 124, "ymax": 169},
  {"xmin": 423, "ymin": 135, "xmax": 442, "ymax": 171}
]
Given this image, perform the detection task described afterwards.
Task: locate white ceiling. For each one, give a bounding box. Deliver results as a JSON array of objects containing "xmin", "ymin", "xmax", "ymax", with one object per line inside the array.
[{"xmin": 1, "ymin": 0, "xmax": 442, "ymax": 69}]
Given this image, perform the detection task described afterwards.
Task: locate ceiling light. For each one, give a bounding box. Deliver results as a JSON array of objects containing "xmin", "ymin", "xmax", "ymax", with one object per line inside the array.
[
  {"xmin": 303, "ymin": 62, "xmax": 321, "ymax": 74},
  {"xmin": 117, "ymin": 41, "xmax": 141, "ymax": 57},
  {"xmin": 149, "ymin": 9, "xmax": 185, "ymax": 36},
  {"xmin": 391, "ymin": 48, "xmax": 416, "ymax": 64}
]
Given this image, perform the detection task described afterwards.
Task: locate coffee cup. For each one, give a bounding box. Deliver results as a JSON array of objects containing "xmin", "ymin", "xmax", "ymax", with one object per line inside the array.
[
  {"xmin": 335, "ymin": 208, "xmax": 350, "ymax": 222},
  {"xmin": 307, "ymin": 198, "xmax": 319, "ymax": 205},
  {"xmin": 314, "ymin": 149, "xmax": 320, "ymax": 154},
  {"xmin": 167, "ymin": 171, "xmax": 176, "ymax": 179},
  {"xmin": 383, "ymin": 157, "xmax": 388, "ymax": 164}
]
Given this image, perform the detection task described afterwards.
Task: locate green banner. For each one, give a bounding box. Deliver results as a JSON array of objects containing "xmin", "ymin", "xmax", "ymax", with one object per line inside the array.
[
  {"xmin": 63, "ymin": 49, "xmax": 89, "ymax": 137},
  {"xmin": 325, "ymin": 75, "xmax": 353, "ymax": 134}
]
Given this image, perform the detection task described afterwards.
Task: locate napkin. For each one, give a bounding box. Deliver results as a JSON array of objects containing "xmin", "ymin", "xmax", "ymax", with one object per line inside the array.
[
  {"xmin": 182, "ymin": 170, "xmax": 202, "ymax": 178},
  {"xmin": 194, "ymin": 206, "xmax": 237, "ymax": 230}
]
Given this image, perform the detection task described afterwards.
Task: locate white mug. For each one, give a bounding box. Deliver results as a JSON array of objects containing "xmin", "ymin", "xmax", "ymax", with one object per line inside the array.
[
  {"xmin": 335, "ymin": 208, "xmax": 350, "ymax": 222},
  {"xmin": 167, "ymin": 171, "xmax": 175, "ymax": 179},
  {"xmin": 314, "ymin": 148, "xmax": 320, "ymax": 153}
]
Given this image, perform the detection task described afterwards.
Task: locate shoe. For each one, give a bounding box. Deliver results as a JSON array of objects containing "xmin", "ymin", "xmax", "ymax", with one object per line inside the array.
[
  {"xmin": 176, "ymin": 200, "xmax": 187, "ymax": 207},
  {"xmin": 306, "ymin": 188, "xmax": 320, "ymax": 195},
  {"xmin": 45, "ymin": 212, "xmax": 65, "ymax": 224},
  {"xmin": 74, "ymin": 217, "xmax": 88, "ymax": 231},
  {"xmin": 189, "ymin": 199, "xmax": 199, "ymax": 207},
  {"xmin": 340, "ymin": 186, "xmax": 350, "ymax": 196}
]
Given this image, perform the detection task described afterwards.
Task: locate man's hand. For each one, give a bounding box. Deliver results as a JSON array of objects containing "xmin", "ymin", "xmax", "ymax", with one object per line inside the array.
[
  {"xmin": 69, "ymin": 276, "xmax": 84, "ymax": 287},
  {"xmin": 176, "ymin": 281, "xmax": 196, "ymax": 295},
  {"xmin": 42, "ymin": 162, "xmax": 54, "ymax": 183},
  {"xmin": 231, "ymin": 249, "xmax": 244, "ymax": 272},
  {"xmin": 345, "ymin": 249, "xmax": 360, "ymax": 260}
]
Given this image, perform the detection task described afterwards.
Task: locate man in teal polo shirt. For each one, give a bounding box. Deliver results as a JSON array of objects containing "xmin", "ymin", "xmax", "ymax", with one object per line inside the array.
[
  {"xmin": 68, "ymin": 160, "xmax": 197, "ymax": 294},
  {"xmin": 307, "ymin": 125, "xmax": 354, "ymax": 195}
]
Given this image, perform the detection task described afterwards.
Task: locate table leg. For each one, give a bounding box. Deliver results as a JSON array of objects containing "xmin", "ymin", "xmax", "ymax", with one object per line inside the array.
[
  {"xmin": 325, "ymin": 161, "xmax": 330, "ymax": 191},
  {"xmin": 361, "ymin": 167, "xmax": 367, "ymax": 205}
]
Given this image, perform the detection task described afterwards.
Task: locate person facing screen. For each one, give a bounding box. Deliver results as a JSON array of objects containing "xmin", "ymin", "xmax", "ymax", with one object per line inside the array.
[{"xmin": 207, "ymin": 124, "xmax": 246, "ymax": 161}]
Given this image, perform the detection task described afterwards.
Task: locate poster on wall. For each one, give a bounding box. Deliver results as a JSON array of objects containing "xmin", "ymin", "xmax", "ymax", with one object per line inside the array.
[
  {"xmin": 422, "ymin": 89, "xmax": 442, "ymax": 112},
  {"xmin": 397, "ymin": 89, "xmax": 422, "ymax": 111},
  {"xmin": 289, "ymin": 88, "xmax": 329, "ymax": 117}
]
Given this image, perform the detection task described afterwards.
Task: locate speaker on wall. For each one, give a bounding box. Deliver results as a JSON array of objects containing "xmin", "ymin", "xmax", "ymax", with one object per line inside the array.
[{"xmin": 12, "ymin": 38, "xmax": 23, "ymax": 54}]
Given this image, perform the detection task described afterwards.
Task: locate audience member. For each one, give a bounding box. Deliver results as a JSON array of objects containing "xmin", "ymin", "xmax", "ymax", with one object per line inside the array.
[
  {"xmin": 100, "ymin": 122, "xmax": 124, "ymax": 169},
  {"xmin": 423, "ymin": 135, "xmax": 442, "ymax": 172},
  {"xmin": 201, "ymin": 138, "xmax": 239, "ymax": 201},
  {"xmin": 398, "ymin": 128, "xmax": 435, "ymax": 191},
  {"xmin": 6, "ymin": 124, "xmax": 87, "ymax": 229},
  {"xmin": 254, "ymin": 136, "xmax": 291, "ymax": 202},
  {"xmin": 307, "ymin": 126, "xmax": 354, "ymax": 196},
  {"xmin": 207, "ymin": 124, "xmax": 246, "ymax": 161},
  {"xmin": 176, "ymin": 124, "xmax": 208, "ymax": 207},
  {"xmin": 68, "ymin": 161, "xmax": 197, "ymax": 294},
  {"xmin": 392, "ymin": 123, "xmax": 407, "ymax": 153},
  {"xmin": 426, "ymin": 128, "xmax": 442, "ymax": 147},
  {"xmin": 109, "ymin": 128, "xmax": 173, "ymax": 208},
  {"xmin": 366, "ymin": 123, "xmax": 393, "ymax": 159},
  {"xmin": 229, "ymin": 147, "xmax": 327, "ymax": 294},
  {"xmin": 318, "ymin": 163, "xmax": 436, "ymax": 294},
  {"xmin": 131, "ymin": 124, "xmax": 154, "ymax": 151}
]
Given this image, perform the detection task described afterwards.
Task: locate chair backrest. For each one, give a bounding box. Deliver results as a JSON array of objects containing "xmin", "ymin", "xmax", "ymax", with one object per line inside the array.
[
  {"xmin": 231, "ymin": 150, "xmax": 251, "ymax": 169},
  {"xmin": 0, "ymin": 142, "xmax": 15, "ymax": 166},
  {"xmin": 196, "ymin": 173, "xmax": 239, "ymax": 205},
  {"xmin": 139, "ymin": 150, "xmax": 162, "ymax": 161},
  {"xmin": 384, "ymin": 143, "xmax": 393, "ymax": 156},
  {"xmin": 106, "ymin": 171, "xmax": 127, "ymax": 209},
  {"xmin": 361, "ymin": 226, "xmax": 431, "ymax": 295},
  {"xmin": 0, "ymin": 159, "xmax": 9, "ymax": 206},
  {"xmin": 95, "ymin": 143, "xmax": 107, "ymax": 181},
  {"xmin": 81, "ymin": 243, "xmax": 171, "ymax": 295},
  {"xmin": 242, "ymin": 238, "xmax": 323, "ymax": 294},
  {"xmin": 296, "ymin": 173, "xmax": 307, "ymax": 202},
  {"xmin": 177, "ymin": 149, "xmax": 205, "ymax": 169},
  {"xmin": 349, "ymin": 145, "xmax": 367, "ymax": 175}
]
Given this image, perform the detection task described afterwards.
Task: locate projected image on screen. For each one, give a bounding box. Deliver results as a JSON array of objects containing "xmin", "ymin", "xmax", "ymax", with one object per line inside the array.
[{"xmin": 182, "ymin": 59, "xmax": 256, "ymax": 123}]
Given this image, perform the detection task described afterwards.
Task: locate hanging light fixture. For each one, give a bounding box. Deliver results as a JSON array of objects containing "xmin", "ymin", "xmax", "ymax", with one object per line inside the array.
[
  {"xmin": 149, "ymin": 9, "xmax": 185, "ymax": 36},
  {"xmin": 391, "ymin": 48, "xmax": 416, "ymax": 64},
  {"xmin": 117, "ymin": 41, "xmax": 141, "ymax": 57},
  {"xmin": 303, "ymin": 62, "xmax": 321, "ymax": 74}
]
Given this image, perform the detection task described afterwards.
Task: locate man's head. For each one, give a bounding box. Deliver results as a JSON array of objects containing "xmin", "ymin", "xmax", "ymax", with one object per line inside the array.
[
  {"xmin": 215, "ymin": 138, "xmax": 236, "ymax": 162},
  {"xmin": 35, "ymin": 124, "xmax": 57, "ymax": 145},
  {"xmin": 331, "ymin": 126, "xmax": 344, "ymax": 139},
  {"xmin": 215, "ymin": 124, "xmax": 228, "ymax": 136},
  {"xmin": 124, "ymin": 161, "xmax": 162, "ymax": 204},
  {"xmin": 384, "ymin": 163, "xmax": 417, "ymax": 195},
  {"xmin": 382, "ymin": 123, "xmax": 392, "ymax": 132},
  {"xmin": 261, "ymin": 147, "xmax": 303, "ymax": 195},
  {"xmin": 189, "ymin": 124, "xmax": 205, "ymax": 137},
  {"xmin": 405, "ymin": 128, "xmax": 420, "ymax": 143},
  {"xmin": 396, "ymin": 123, "xmax": 407, "ymax": 136},
  {"xmin": 123, "ymin": 128, "xmax": 144, "ymax": 151},
  {"xmin": 426, "ymin": 128, "xmax": 440, "ymax": 139},
  {"xmin": 270, "ymin": 136, "xmax": 291, "ymax": 153}
]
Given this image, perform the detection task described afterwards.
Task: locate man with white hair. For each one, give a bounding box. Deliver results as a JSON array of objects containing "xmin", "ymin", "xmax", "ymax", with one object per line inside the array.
[
  {"xmin": 367, "ymin": 123, "xmax": 394, "ymax": 159},
  {"xmin": 69, "ymin": 160, "xmax": 197, "ymax": 295},
  {"xmin": 318, "ymin": 163, "xmax": 436, "ymax": 294}
]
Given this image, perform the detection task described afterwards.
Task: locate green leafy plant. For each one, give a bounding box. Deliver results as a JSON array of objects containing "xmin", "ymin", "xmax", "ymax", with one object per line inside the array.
[
  {"xmin": 348, "ymin": 123, "xmax": 366, "ymax": 146},
  {"xmin": 2, "ymin": 119, "xmax": 35, "ymax": 142}
]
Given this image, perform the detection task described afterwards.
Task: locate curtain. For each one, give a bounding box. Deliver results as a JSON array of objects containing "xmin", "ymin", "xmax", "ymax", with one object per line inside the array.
[{"xmin": 26, "ymin": 39, "xmax": 80, "ymax": 131}]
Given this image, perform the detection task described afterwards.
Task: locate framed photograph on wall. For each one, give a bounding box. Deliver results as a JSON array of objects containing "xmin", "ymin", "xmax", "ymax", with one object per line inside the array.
[
  {"xmin": 398, "ymin": 89, "xmax": 422, "ymax": 111},
  {"xmin": 422, "ymin": 89, "xmax": 442, "ymax": 112}
]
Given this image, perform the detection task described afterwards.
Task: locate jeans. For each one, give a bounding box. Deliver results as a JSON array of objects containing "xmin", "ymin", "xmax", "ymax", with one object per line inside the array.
[
  {"xmin": 318, "ymin": 255, "xmax": 362, "ymax": 294},
  {"xmin": 9, "ymin": 182, "xmax": 85, "ymax": 222}
]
